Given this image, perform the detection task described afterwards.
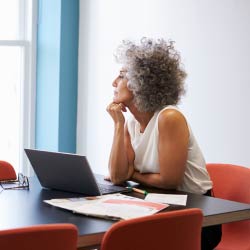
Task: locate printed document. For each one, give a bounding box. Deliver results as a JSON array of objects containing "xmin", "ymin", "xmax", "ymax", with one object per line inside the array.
[{"xmin": 44, "ymin": 193, "xmax": 168, "ymax": 220}]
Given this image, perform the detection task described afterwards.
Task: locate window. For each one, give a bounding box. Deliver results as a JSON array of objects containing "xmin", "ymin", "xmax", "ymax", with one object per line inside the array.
[{"xmin": 0, "ymin": 0, "xmax": 37, "ymax": 175}]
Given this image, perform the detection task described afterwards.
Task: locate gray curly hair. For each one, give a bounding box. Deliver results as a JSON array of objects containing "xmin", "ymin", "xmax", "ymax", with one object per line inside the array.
[{"xmin": 115, "ymin": 37, "xmax": 186, "ymax": 112}]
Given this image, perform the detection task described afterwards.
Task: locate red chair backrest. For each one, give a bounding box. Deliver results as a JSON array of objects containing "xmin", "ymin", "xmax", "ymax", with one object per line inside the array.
[
  {"xmin": 206, "ymin": 163, "xmax": 250, "ymax": 203},
  {"xmin": 0, "ymin": 223, "xmax": 78, "ymax": 250},
  {"xmin": 206, "ymin": 163, "xmax": 250, "ymax": 250},
  {"xmin": 101, "ymin": 208, "xmax": 203, "ymax": 250},
  {"xmin": 0, "ymin": 160, "xmax": 17, "ymax": 181}
]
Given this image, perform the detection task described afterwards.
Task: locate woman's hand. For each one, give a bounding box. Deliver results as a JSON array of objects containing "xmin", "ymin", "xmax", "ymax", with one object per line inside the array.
[
  {"xmin": 106, "ymin": 102, "xmax": 127, "ymax": 125},
  {"xmin": 104, "ymin": 175, "xmax": 111, "ymax": 181}
]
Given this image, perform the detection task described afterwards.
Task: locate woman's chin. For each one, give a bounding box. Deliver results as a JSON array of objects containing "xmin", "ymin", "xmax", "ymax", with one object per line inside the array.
[{"xmin": 113, "ymin": 97, "xmax": 119, "ymax": 103}]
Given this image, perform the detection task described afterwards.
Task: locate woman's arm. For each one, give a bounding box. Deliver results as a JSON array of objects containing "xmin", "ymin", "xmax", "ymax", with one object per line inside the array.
[
  {"xmin": 132, "ymin": 109, "xmax": 189, "ymax": 189},
  {"xmin": 107, "ymin": 103, "xmax": 134, "ymax": 184}
]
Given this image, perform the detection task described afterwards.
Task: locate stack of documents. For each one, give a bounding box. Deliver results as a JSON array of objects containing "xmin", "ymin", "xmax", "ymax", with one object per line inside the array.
[{"xmin": 44, "ymin": 193, "xmax": 168, "ymax": 220}]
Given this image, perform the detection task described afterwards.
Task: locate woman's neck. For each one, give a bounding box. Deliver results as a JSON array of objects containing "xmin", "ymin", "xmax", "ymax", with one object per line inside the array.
[{"xmin": 127, "ymin": 104, "xmax": 154, "ymax": 133}]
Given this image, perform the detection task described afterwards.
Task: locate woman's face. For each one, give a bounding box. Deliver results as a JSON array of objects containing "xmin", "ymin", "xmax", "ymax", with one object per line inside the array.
[{"xmin": 112, "ymin": 69, "xmax": 133, "ymax": 105}]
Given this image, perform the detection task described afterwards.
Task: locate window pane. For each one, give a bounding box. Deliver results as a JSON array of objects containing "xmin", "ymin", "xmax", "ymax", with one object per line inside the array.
[
  {"xmin": 0, "ymin": 46, "xmax": 22, "ymax": 171},
  {"xmin": 0, "ymin": 0, "xmax": 20, "ymax": 39}
]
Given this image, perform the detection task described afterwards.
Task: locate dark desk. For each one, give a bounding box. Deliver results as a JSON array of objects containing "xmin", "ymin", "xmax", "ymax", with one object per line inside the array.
[{"xmin": 1, "ymin": 177, "xmax": 250, "ymax": 249}]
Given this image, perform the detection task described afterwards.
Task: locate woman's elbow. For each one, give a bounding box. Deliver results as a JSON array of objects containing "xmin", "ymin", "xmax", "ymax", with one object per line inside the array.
[
  {"xmin": 161, "ymin": 176, "xmax": 182, "ymax": 190},
  {"xmin": 110, "ymin": 174, "xmax": 127, "ymax": 185},
  {"xmin": 161, "ymin": 182, "xmax": 179, "ymax": 190}
]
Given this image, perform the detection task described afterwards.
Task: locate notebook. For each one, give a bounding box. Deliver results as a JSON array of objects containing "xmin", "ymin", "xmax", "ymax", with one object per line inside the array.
[{"xmin": 24, "ymin": 149, "xmax": 131, "ymax": 196}]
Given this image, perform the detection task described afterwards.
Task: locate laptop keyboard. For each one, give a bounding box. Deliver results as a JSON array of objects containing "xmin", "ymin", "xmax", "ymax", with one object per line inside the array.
[
  {"xmin": 99, "ymin": 183, "xmax": 131, "ymax": 194},
  {"xmin": 98, "ymin": 184, "xmax": 124, "ymax": 194},
  {"xmin": 94, "ymin": 174, "xmax": 135, "ymax": 194},
  {"xmin": 94, "ymin": 174, "xmax": 128, "ymax": 194}
]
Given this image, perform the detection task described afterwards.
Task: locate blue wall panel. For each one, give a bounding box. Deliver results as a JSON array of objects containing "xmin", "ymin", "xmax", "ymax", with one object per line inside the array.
[
  {"xmin": 36, "ymin": 0, "xmax": 79, "ymax": 153},
  {"xmin": 59, "ymin": 0, "xmax": 79, "ymax": 153}
]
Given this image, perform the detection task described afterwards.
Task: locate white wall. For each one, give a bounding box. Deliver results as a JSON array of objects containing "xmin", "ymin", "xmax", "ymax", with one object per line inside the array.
[{"xmin": 77, "ymin": 0, "xmax": 250, "ymax": 174}]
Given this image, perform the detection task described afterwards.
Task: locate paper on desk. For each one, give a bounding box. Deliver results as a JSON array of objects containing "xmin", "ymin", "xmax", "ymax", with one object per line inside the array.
[
  {"xmin": 145, "ymin": 193, "xmax": 187, "ymax": 206},
  {"xmin": 44, "ymin": 197, "xmax": 98, "ymax": 211},
  {"xmin": 44, "ymin": 193, "xmax": 169, "ymax": 220}
]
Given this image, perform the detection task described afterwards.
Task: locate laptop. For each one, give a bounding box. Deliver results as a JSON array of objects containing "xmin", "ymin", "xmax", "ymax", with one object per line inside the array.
[{"xmin": 24, "ymin": 149, "xmax": 131, "ymax": 196}]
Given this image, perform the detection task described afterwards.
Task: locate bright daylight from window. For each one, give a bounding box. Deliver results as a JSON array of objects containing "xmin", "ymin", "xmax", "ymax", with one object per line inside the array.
[
  {"xmin": 0, "ymin": 46, "xmax": 22, "ymax": 171},
  {"xmin": 0, "ymin": 1, "xmax": 25, "ymax": 172}
]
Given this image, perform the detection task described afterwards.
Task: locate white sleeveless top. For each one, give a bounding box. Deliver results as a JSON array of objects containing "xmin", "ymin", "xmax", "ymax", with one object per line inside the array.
[{"xmin": 127, "ymin": 106, "xmax": 212, "ymax": 194}]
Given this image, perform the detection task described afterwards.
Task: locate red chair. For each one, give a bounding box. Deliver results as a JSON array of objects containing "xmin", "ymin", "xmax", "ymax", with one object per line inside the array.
[
  {"xmin": 101, "ymin": 208, "xmax": 203, "ymax": 250},
  {"xmin": 0, "ymin": 160, "xmax": 17, "ymax": 181},
  {"xmin": 0, "ymin": 223, "xmax": 78, "ymax": 250},
  {"xmin": 207, "ymin": 163, "xmax": 250, "ymax": 250}
]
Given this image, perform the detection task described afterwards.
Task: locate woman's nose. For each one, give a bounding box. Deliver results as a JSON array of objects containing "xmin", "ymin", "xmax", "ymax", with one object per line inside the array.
[{"xmin": 112, "ymin": 78, "xmax": 117, "ymax": 87}]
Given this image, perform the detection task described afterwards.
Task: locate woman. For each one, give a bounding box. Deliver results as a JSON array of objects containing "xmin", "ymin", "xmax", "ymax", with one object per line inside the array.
[{"xmin": 107, "ymin": 38, "xmax": 221, "ymax": 250}]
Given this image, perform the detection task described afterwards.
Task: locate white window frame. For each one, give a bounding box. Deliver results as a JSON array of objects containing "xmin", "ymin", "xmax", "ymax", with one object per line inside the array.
[{"xmin": 0, "ymin": 0, "xmax": 37, "ymax": 175}]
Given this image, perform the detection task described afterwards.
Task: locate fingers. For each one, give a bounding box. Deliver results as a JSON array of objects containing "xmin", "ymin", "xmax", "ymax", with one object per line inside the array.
[
  {"xmin": 106, "ymin": 102, "xmax": 117, "ymax": 112},
  {"xmin": 119, "ymin": 103, "xmax": 127, "ymax": 112},
  {"xmin": 104, "ymin": 175, "xmax": 111, "ymax": 181},
  {"xmin": 106, "ymin": 102, "xmax": 127, "ymax": 112},
  {"xmin": 106, "ymin": 102, "xmax": 126, "ymax": 124}
]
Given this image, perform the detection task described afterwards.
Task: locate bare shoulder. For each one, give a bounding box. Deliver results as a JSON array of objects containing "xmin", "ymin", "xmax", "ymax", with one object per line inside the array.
[{"xmin": 158, "ymin": 108, "xmax": 188, "ymax": 130}]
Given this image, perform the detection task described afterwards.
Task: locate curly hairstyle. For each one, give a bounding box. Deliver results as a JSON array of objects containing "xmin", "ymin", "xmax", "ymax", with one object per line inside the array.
[{"xmin": 115, "ymin": 37, "xmax": 186, "ymax": 112}]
